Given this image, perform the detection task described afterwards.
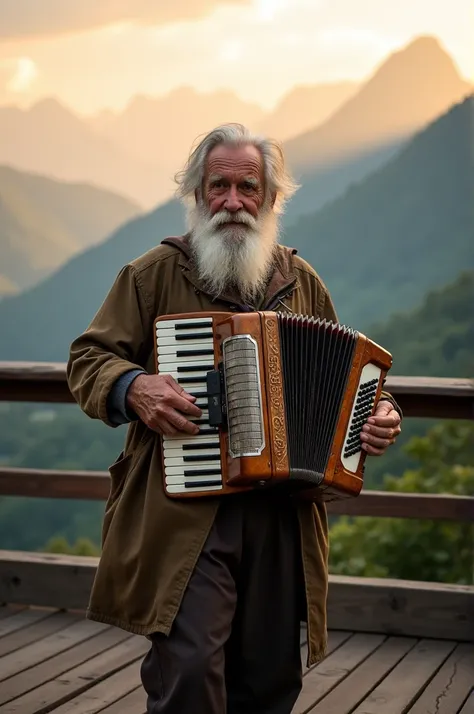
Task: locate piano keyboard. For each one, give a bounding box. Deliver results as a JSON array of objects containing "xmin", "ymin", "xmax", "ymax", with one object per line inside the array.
[
  {"xmin": 341, "ymin": 362, "xmax": 381, "ymax": 473},
  {"xmin": 156, "ymin": 317, "xmax": 223, "ymax": 495}
]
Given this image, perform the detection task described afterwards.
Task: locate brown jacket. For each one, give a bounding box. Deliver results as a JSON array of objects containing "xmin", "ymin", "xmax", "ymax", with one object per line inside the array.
[{"xmin": 67, "ymin": 236, "xmax": 399, "ymax": 667}]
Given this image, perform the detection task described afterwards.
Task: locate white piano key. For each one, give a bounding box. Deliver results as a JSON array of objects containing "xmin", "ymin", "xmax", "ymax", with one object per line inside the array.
[
  {"xmin": 157, "ymin": 316, "xmax": 213, "ymax": 327},
  {"xmin": 165, "ymin": 474, "xmax": 222, "ymax": 484},
  {"xmin": 164, "ymin": 455, "xmax": 221, "ymax": 467},
  {"xmin": 166, "ymin": 483, "xmax": 223, "ymax": 494},
  {"xmin": 157, "ymin": 340, "xmax": 213, "ymax": 353},
  {"xmin": 163, "ymin": 447, "xmax": 220, "ymax": 459},
  {"xmin": 163, "ymin": 435, "xmax": 219, "ymax": 448}
]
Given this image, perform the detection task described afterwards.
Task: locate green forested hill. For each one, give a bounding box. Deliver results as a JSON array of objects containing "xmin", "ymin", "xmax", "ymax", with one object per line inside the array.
[
  {"xmin": 0, "ymin": 269, "xmax": 471, "ymax": 551},
  {"xmin": 0, "ymin": 165, "xmax": 141, "ymax": 295},
  {"xmin": 370, "ymin": 271, "xmax": 473, "ymax": 377},
  {"xmin": 287, "ymin": 95, "xmax": 474, "ymax": 330}
]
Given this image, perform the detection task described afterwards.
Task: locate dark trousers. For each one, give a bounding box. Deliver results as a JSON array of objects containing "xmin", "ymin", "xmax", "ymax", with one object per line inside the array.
[{"xmin": 140, "ymin": 490, "xmax": 306, "ymax": 713}]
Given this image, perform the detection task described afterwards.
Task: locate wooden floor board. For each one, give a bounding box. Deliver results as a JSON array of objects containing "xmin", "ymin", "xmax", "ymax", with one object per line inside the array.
[
  {"xmin": 0, "ymin": 626, "xmax": 131, "ymax": 708},
  {"xmin": 98, "ymin": 686, "xmax": 147, "ymax": 714},
  {"xmin": 350, "ymin": 639, "xmax": 458, "ymax": 714},
  {"xmin": 292, "ymin": 633, "xmax": 386, "ymax": 714},
  {"xmin": 0, "ymin": 610, "xmax": 80, "ymax": 658},
  {"xmin": 407, "ymin": 644, "xmax": 474, "ymax": 714},
  {"xmin": 0, "ymin": 609, "xmax": 469, "ymax": 714},
  {"xmin": 0, "ymin": 617, "xmax": 105, "ymax": 682},
  {"xmin": 1, "ymin": 634, "xmax": 147, "ymax": 714},
  {"xmin": 307, "ymin": 636, "xmax": 418, "ymax": 714},
  {"xmin": 0, "ymin": 608, "xmax": 55, "ymax": 639}
]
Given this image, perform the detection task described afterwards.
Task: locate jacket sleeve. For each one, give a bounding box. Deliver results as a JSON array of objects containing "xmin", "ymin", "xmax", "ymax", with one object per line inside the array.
[
  {"xmin": 320, "ymin": 286, "xmax": 403, "ymax": 421},
  {"xmin": 66, "ymin": 264, "xmax": 153, "ymax": 427}
]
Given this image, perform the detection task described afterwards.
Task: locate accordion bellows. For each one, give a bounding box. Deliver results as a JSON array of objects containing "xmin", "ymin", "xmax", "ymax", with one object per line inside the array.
[{"xmin": 154, "ymin": 311, "xmax": 393, "ymax": 501}]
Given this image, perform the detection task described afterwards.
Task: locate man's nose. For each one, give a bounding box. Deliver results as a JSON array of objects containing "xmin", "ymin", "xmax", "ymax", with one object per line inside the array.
[{"xmin": 224, "ymin": 186, "xmax": 243, "ymax": 212}]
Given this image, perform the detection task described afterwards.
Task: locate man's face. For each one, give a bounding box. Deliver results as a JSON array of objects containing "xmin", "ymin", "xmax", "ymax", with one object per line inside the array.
[{"xmin": 202, "ymin": 144, "xmax": 265, "ymax": 221}]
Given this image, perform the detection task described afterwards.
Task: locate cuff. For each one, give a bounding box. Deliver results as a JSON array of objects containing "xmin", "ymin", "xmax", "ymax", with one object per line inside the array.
[{"xmin": 107, "ymin": 368, "xmax": 146, "ymax": 426}]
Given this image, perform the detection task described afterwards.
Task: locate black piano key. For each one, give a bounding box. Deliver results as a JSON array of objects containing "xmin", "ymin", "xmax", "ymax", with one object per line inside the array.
[
  {"xmin": 177, "ymin": 349, "xmax": 214, "ymax": 357},
  {"xmin": 175, "ymin": 332, "xmax": 214, "ymax": 340},
  {"xmin": 182, "ymin": 441, "xmax": 219, "ymax": 450},
  {"xmin": 175, "ymin": 320, "xmax": 213, "ymax": 330},
  {"xmin": 183, "ymin": 454, "xmax": 220, "ymax": 462},
  {"xmin": 184, "ymin": 480, "xmax": 222, "ymax": 488},
  {"xmin": 183, "ymin": 467, "xmax": 221, "ymax": 476},
  {"xmin": 197, "ymin": 428, "xmax": 219, "ymax": 436},
  {"xmin": 177, "ymin": 364, "xmax": 214, "ymax": 373},
  {"xmin": 177, "ymin": 376, "xmax": 208, "ymax": 384}
]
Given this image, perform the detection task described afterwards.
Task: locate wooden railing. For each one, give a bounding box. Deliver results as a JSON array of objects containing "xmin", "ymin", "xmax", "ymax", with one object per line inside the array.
[
  {"xmin": 0, "ymin": 362, "xmax": 473, "ymax": 641},
  {"xmin": 0, "ymin": 362, "xmax": 473, "ymax": 521}
]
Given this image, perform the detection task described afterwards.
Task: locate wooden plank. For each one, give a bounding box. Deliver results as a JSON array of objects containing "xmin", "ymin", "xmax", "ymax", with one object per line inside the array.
[
  {"xmin": 350, "ymin": 638, "xmax": 457, "ymax": 714},
  {"xmin": 30, "ymin": 642, "xmax": 147, "ymax": 714},
  {"xmin": 0, "ymin": 605, "xmax": 25, "ymax": 620},
  {"xmin": 0, "ymin": 610, "xmax": 79, "ymax": 658},
  {"xmin": 0, "ymin": 625, "xmax": 131, "ymax": 707},
  {"xmin": 1, "ymin": 634, "xmax": 147, "ymax": 714},
  {"xmin": 307, "ymin": 636, "xmax": 417, "ymax": 714},
  {"xmin": 0, "ymin": 467, "xmax": 110, "ymax": 501},
  {"xmin": 1, "ymin": 362, "xmax": 473, "ymax": 419},
  {"xmin": 327, "ymin": 575, "xmax": 474, "ymax": 642},
  {"xmin": 0, "ymin": 607, "xmax": 54, "ymax": 638},
  {"xmin": 407, "ymin": 644, "xmax": 474, "ymax": 714},
  {"xmin": 0, "ymin": 617, "xmax": 106, "ymax": 681},
  {"xmin": 302, "ymin": 630, "xmax": 353, "ymax": 675},
  {"xmin": 459, "ymin": 690, "xmax": 474, "ymax": 713},
  {"xmin": 0, "ymin": 550, "xmax": 98, "ymax": 610},
  {"xmin": 1, "ymin": 551, "xmax": 472, "ymax": 642},
  {"xmin": 1, "ymin": 469, "xmax": 473, "ymax": 523},
  {"xmin": 99, "ymin": 687, "xmax": 146, "ymax": 714},
  {"xmin": 293, "ymin": 633, "xmax": 386, "ymax": 714},
  {"xmin": 326, "ymin": 492, "xmax": 474, "ymax": 522}
]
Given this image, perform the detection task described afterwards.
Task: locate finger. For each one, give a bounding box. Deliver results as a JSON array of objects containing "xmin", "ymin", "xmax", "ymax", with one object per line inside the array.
[
  {"xmin": 167, "ymin": 390, "xmax": 203, "ymax": 418},
  {"xmin": 148, "ymin": 417, "xmax": 179, "ymax": 438},
  {"xmin": 360, "ymin": 432, "xmax": 393, "ymax": 450},
  {"xmin": 368, "ymin": 413, "xmax": 400, "ymax": 428},
  {"xmin": 362, "ymin": 423, "xmax": 400, "ymax": 439},
  {"xmin": 165, "ymin": 374, "xmax": 197, "ymax": 401},
  {"xmin": 362, "ymin": 443, "xmax": 385, "ymax": 456},
  {"xmin": 164, "ymin": 407, "xmax": 200, "ymax": 435}
]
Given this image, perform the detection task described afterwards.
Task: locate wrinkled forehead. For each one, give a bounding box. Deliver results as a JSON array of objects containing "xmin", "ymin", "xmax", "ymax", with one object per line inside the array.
[{"xmin": 205, "ymin": 143, "xmax": 264, "ymax": 183}]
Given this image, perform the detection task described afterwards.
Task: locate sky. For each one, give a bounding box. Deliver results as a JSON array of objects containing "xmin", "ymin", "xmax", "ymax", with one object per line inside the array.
[{"xmin": 0, "ymin": 0, "xmax": 472, "ymax": 114}]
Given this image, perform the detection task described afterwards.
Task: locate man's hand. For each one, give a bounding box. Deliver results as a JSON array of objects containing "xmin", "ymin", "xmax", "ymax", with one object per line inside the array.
[
  {"xmin": 127, "ymin": 374, "xmax": 202, "ymax": 437},
  {"xmin": 360, "ymin": 399, "xmax": 401, "ymax": 456}
]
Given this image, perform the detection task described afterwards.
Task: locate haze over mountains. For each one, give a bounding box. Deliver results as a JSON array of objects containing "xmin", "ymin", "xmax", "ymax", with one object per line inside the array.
[
  {"xmin": 0, "ymin": 165, "xmax": 141, "ymax": 296},
  {"xmin": 0, "ymin": 36, "xmax": 469, "ymax": 213},
  {"xmin": 0, "ymin": 93, "xmax": 471, "ymax": 362}
]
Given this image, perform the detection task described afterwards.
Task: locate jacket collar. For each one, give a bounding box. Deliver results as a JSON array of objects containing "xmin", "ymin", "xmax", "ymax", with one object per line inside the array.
[{"xmin": 161, "ymin": 234, "xmax": 298, "ymax": 311}]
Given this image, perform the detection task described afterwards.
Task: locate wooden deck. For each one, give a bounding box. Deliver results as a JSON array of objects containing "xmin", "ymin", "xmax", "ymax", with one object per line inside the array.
[{"xmin": 0, "ymin": 605, "xmax": 472, "ymax": 714}]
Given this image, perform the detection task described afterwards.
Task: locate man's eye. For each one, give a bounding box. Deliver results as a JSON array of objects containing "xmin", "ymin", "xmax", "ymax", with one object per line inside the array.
[{"xmin": 243, "ymin": 182, "xmax": 256, "ymax": 191}]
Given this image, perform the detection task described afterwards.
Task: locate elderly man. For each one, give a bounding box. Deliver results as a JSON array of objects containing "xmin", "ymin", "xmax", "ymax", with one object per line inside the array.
[{"xmin": 67, "ymin": 123, "xmax": 402, "ymax": 714}]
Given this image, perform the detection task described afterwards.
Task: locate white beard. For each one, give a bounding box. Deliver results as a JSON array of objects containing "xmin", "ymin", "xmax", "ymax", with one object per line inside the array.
[{"xmin": 187, "ymin": 202, "xmax": 280, "ymax": 304}]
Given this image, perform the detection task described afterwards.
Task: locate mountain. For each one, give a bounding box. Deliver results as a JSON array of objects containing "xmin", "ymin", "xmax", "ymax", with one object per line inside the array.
[
  {"xmin": 0, "ymin": 199, "xmax": 184, "ymax": 360},
  {"xmin": 0, "ymin": 165, "xmax": 141, "ymax": 295},
  {"xmin": 370, "ymin": 271, "xmax": 474, "ymax": 378},
  {"xmin": 90, "ymin": 86, "xmax": 265, "ymax": 165},
  {"xmin": 282, "ymin": 36, "xmax": 473, "ymax": 222},
  {"xmin": 285, "ymin": 95, "xmax": 474, "ymax": 329},
  {"xmin": 258, "ymin": 82, "xmax": 359, "ymax": 141},
  {"xmin": 0, "ymin": 91, "xmax": 472, "ymax": 363},
  {"xmin": 0, "ymin": 98, "xmax": 160, "ymax": 207}
]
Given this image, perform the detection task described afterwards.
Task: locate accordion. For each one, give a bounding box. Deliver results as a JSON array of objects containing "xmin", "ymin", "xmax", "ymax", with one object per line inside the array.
[{"xmin": 154, "ymin": 311, "xmax": 392, "ymax": 501}]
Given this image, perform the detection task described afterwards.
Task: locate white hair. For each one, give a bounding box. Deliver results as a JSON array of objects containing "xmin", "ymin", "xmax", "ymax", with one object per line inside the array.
[{"xmin": 174, "ymin": 123, "xmax": 299, "ymax": 215}]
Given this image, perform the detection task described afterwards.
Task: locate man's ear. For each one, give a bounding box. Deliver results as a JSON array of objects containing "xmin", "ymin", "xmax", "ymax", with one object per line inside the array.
[{"xmin": 270, "ymin": 191, "xmax": 277, "ymax": 207}]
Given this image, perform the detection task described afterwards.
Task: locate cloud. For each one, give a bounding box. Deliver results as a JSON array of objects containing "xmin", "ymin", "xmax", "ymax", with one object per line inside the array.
[{"xmin": 0, "ymin": 0, "xmax": 250, "ymax": 39}]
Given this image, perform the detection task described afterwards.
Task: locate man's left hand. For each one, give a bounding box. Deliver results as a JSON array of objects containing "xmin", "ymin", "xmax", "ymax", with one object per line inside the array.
[{"xmin": 360, "ymin": 400, "xmax": 402, "ymax": 456}]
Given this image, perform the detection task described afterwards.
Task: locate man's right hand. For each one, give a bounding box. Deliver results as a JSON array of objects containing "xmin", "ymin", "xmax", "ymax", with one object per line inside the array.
[{"xmin": 126, "ymin": 374, "xmax": 202, "ymax": 436}]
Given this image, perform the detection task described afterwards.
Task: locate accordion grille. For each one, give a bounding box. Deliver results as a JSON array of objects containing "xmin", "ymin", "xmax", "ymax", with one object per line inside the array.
[{"xmin": 222, "ymin": 335, "xmax": 265, "ymax": 457}]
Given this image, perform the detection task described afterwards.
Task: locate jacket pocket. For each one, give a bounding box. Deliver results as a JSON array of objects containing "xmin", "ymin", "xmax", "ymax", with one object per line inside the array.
[{"xmin": 107, "ymin": 450, "xmax": 134, "ymax": 509}]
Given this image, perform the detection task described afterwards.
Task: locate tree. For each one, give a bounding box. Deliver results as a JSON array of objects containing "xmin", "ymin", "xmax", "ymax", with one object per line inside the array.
[{"xmin": 328, "ymin": 421, "xmax": 474, "ymax": 584}]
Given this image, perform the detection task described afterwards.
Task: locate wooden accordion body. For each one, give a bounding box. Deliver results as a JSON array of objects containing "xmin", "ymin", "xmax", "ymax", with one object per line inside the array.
[{"xmin": 154, "ymin": 311, "xmax": 393, "ymax": 501}]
